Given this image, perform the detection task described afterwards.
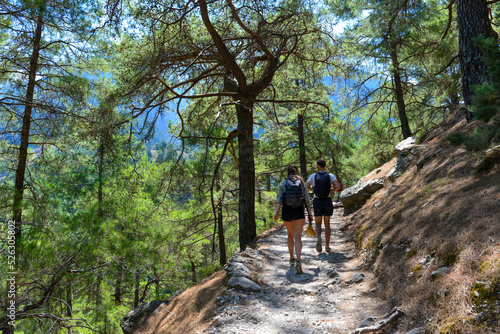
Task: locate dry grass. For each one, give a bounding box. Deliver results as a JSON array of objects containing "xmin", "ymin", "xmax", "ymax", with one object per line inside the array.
[
  {"xmin": 132, "ymin": 223, "xmax": 287, "ymax": 334},
  {"xmin": 133, "ymin": 270, "xmax": 226, "ymax": 334},
  {"xmin": 342, "ymin": 112, "xmax": 500, "ymax": 332}
]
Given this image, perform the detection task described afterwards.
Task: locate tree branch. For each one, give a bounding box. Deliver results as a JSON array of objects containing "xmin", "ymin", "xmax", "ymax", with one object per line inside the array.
[
  {"xmin": 442, "ymin": 0, "xmax": 456, "ymax": 40},
  {"xmin": 435, "ymin": 54, "xmax": 460, "ymax": 75},
  {"xmin": 198, "ymin": 0, "xmax": 248, "ymax": 92}
]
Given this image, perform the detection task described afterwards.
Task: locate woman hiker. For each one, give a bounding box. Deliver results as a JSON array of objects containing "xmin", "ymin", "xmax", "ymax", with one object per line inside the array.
[{"xmin": 273, "ymin": 165, "xmax": 312, "ymax": 275}]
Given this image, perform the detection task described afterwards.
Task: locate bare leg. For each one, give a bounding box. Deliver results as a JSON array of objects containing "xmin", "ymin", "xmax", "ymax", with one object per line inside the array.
[
  {"xmin": 314, "ymin": 215, "xmax": 323, "ymax": 239},
  {"xmin": 284, "ymin": 220, "xmax": 295, "ymax": 260},
  {"xmin": 314, "ymin": 215, "xmax": 323, "ymax": 252},
  {"xmin": 293, "ymin": 219, "xmax": 305, "ymax": 262},
  {"xmin": 324, "ymin": 216, "xmax": 331, "ymax": 249}
]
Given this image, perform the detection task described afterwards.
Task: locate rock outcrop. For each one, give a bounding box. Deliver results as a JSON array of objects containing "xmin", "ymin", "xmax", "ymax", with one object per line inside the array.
[
  {"xmin": 120, "ymin": 300, "xmax": 164, "ymax": 334},
  {"xmin": 388, "ymin": 137, "xmax": 419, "ymax": 182},
  {"xmin": 224, "ymin": 249, "xmax": 262, "ymax": 292},
  {"xmin": 340, "ymin": 138, "xmax": 421, "ymax": 215},
  {"xmin": 340, "ymin": 178, "xmax": 385, "ymax": 215}
]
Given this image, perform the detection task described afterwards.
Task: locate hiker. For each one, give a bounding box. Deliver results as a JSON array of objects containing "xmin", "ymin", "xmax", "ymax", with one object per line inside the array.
[
  {"xmin": 274, "ymin": 165, "xmax": 312, "ymax": 275},
  {"xmin": 306, "ymin": 158, "xmax": 341, "ymax": 253}
]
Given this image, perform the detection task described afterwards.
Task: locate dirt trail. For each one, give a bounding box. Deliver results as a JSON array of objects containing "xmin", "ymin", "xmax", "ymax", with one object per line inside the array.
[{"xmin": 205, "ymin": 208, "xmax": 390, "ymax": 334}]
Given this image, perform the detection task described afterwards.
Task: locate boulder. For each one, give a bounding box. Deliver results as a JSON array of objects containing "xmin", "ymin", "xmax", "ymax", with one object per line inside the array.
[
  {"xmin": 340, "ymin": 178, "xmax": 385, "ymax": 215},
  {"xmin": 388, "ymin": 138, "xmax": 419, "ymax": 181},
  {"xmin": 394, "ymin": 137, "xmax": 416, "ymax": 156},
  {"xmin": 227, "ymin": 276, "xmax": 261, "ymax": 292},
  {"xmin": 230, "ymin": 254, "xmax": 251, "ymax": 264},
  {"xmin": 226, "ymin": 262, "xmax": 252, "ymax": 279},
  {"xmin": 120, "ymin": 300, "xmax": 164, "ymax": 334},
  {"xmin": 347, "ymin": 273, "xmax": 365, "ymax": 284}
]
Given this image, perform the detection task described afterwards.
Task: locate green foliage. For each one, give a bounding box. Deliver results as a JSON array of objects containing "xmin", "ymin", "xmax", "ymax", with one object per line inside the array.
[
  {"xmin": 445, "ymin": 132, "xmax": 467, "ymax": 146},
  {"xmin": 443, "ymin": 37, "xmax": 500, "ymax": 156},
  {"xmin": 472, "ymin": 37, "xmax": 500, "ymax": 123},
  {"xmin": 446, "ymin": 123, "xmax": 500, "ymax": 152}
]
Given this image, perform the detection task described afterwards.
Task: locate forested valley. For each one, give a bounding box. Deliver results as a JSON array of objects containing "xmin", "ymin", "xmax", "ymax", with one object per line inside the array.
[{"xmin": 0, "ymin": 0, "xmax": 499, "ymax": 333}]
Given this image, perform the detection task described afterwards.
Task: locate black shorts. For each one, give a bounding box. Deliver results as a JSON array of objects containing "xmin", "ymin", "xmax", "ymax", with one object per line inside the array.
[
  {"xmin": 313, "ymin": 198, "xmax": 333, "ymax": 216},
  {"xmin": 282, "ymin": 204, "xmax": 305, "ymax": 221}
]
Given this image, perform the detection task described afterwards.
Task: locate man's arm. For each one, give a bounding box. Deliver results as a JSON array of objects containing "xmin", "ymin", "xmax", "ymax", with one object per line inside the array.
[{"xmin": 306, "ymin": 181, "xmax": 313, "ymax": 192}]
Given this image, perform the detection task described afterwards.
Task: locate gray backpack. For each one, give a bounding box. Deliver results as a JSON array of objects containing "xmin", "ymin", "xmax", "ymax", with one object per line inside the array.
[{"xmin": 283, "ymin": 176, "xmax": 304, "ymax": 208}]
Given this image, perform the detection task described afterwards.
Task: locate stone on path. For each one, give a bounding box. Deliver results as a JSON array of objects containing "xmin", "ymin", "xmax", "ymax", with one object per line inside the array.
[
  {"xmin": 227, "ymin": 276, "xmax": 261, "ymax": 292},
  {"xmin": 347, "ymin": 273, "xmax": 365, "ymax": 284}
]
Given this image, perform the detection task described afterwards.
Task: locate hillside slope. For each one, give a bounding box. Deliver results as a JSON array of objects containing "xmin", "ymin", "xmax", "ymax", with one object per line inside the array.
[{"xmin": 343, "ymin": 112, "xmax": 500, "ymax": 332}]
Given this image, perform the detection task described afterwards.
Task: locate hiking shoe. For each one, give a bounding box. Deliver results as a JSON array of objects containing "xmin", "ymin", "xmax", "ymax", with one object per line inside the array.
[
  {"xmin": 289, "ymin": 258, "xmax": 296, "ymax": 266},
  {"xmin": 316, "ymin": 238, "xmax": 322, "ymax": 252},
  {"xmin": 295, "ymin": 261, "xmax": 303, "ymax": 275}
]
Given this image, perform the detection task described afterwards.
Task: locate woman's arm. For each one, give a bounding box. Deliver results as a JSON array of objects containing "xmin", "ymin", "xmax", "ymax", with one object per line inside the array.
[
  {"xmin": 274, "ymin": 203, "xmax": 281, "ymax": 222},
  {"xmin": 274, "ymin": 180, "xmax": 285, "ymax": 222},
  {"xmin": 303, "ymin": 184, "xmax": 312, "ymax": 216}
]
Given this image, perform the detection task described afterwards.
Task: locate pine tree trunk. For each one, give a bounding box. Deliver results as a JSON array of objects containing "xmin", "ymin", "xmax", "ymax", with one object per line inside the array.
[
  {"xmin": 114, "ymin": 266, "xmax": 122, "ymax": 305},
  {"xmin": 98, "ymin": 137, "xmax": 104, "ymax": 220},
  {"xmin": 217, "ymin": 204, "xmax": 227, "ymax": 265},
  {"xmin": 190, "ymin": 260, "xmax": 197, "ymax": 283},
  {"xmin": 457, "ymin": 0, "xmax": 497, "ymax": 119},
  {"xmin": 215, "ymin": 173, "xmax": 226, "ymax": 265},
  {"xmin": 236, "ymin": 103, "xmax": 256, "ymax": 251},
  {"xmin": 134, "ymin": 271, "xmax": 140, "ymax": 308},
  {"xmin": 66, "ymin": 279, "xmax": 72, "ymax": 317},
  {"xmin": 12, "ymin": 8, "xmax": 44, "ymax": 240},
  {"xmin": 390, "ymin": 47, "xmax": 412, "ymax": 139},
  {"xmin": 298, "ymin": 114, "xmax": 307, "ymax": 179}
]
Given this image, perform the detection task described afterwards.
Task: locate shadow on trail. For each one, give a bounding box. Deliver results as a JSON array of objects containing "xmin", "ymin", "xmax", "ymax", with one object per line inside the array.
[
  {"xmin": 317, "ymin": 250, "xmax": 351, "ymax": 264},
  {"xmin": 284, "ymin": 265, "xmax": 320, "ymax": 284}
]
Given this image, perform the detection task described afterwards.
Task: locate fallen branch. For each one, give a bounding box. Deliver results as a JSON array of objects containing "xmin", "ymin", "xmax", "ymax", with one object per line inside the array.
[{"xmin": 350, "ymin": 307, "xmax": 405, "ymax": 334}]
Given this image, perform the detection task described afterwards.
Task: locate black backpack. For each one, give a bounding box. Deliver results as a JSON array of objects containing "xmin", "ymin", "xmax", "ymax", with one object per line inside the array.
[
  {"xmin": 283, "ymin": 176, "xmax": 304, "ymax": 208},
  {"xmin": 313, "ymin": 171, "xmax": 331, "ymax": 198}
]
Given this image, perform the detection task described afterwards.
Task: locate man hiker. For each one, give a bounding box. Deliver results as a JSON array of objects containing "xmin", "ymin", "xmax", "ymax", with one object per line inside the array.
[{"xmin": 306, "ymin": 158, "xmax": 341, "ymax": 252}]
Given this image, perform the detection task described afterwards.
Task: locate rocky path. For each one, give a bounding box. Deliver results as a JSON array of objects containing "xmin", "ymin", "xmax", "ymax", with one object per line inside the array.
[{"xmin": 205, "ymin": 209, "xmax": 390, "ymax": 334}]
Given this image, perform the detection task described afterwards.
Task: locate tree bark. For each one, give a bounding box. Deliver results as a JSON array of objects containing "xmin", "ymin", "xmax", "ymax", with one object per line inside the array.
[
  {"xmin": 190, "ymin": 260, "xmax": 197, "ymax": 283},
  {"xmin": 134, "ymin": 271, "xmax": 140, "ymax": 308},
  {"xmin": 66, "ymin": 279, "xmax": 72, "ymax": 317},
  {"xmin": 236, "ymin": 103, "xmax": 256, "ymax": 251},
  {"xmin": 390, "ymin": 47, "xmax": 412, "ymax": 139},
  {"xmin": 457, "ymin": 0, "xmax": 498, "ymax": 120},
  {"xmin": 217, "ymin": 204, "xmax": 227, "ymax": 265},
  {"xmin": 215, "ymin": 173, "xmax": 227, "ymax": 265},
  {"xmin": 98, "ymin": 140, "xmax": 104, "ymax": 220},
  {"xmin": 298, "ymin": 114, "xmax": 307, "ymax": 179},
  {"xmin": 12, "ymin": 8, "xmax": 44, "ymax": 240},
  {"xmin": 114, "ymin": 266, "xmax": 122, "ymax": 305}
]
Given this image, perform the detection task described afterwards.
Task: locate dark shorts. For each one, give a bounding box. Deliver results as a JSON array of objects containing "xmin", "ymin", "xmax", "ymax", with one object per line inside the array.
[
  {"xmin": 313, "ymin": 198, "xmax": 333, "ymax": 216},
  {"xmin": 282, "ymin": 204, "xmax": 305, "ymax": 221}
]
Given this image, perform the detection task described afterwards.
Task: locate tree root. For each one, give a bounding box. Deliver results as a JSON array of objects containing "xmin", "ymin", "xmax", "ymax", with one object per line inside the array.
[{"xmin": 350, "ymin": 307, "xmax": 405, "ymax": 334}]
